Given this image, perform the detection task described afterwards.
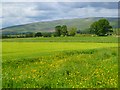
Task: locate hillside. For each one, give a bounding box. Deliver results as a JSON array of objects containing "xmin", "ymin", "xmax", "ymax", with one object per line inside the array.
[{"xmin": 2, "ymin": 17, "xmax": 118, "ymax": 34}]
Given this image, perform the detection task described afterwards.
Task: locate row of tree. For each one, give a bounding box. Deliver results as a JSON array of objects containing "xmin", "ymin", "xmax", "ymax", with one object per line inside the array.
[
  {"xmin": 2, "ymin": 32, "xmax": 53, "ymax": 38},
  {"xmin": 55, "ymin": 19, "xmax": 114, "ymax": 37},
  {"xmin": 2, "ymin": 18, "xmax": 115, "ymax": 38},
  {"xmin": 2, "ymin": 25, "xmax": 78, "ymax": 38}
]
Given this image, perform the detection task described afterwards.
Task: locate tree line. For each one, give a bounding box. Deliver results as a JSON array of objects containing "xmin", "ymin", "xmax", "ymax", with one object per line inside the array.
[
  {"xmin": 2, "ymin": 32, "xmax": 53, "ymax": 38},
  {"xmin": 2, "ymin": 18, "xmax": 116, "ymax": 39}
]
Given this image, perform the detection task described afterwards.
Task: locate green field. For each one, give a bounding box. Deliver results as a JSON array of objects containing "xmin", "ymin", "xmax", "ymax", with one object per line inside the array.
[
  {"xmin": 2, "ymin": 36, "xmax": 118, "ymax": 43},
  {"xmin": 2, "ymin": 36, "xmax": 118, "ymax": 88}
]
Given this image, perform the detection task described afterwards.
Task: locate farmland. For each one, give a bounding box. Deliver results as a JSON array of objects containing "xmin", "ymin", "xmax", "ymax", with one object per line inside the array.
[
  {"xmin": 2, "ymin": 36, "xmax": 118, "ymax": 43},
  {"xmin": 2, "ymin": 36, "xmax": 118, "ymax": 88}
]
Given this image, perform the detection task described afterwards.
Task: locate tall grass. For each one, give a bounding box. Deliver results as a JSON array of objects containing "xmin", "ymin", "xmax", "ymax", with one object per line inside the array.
[
  {"xmin": 2, "ymin": 36, "xmax": 118, "ymax": 88},
  {"xmin": 2, "ymin": 47, "xmax": 118, "ymax": 88}
]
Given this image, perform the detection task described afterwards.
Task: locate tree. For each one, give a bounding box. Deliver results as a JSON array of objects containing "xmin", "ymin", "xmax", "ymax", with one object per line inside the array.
[
  {"xmin": 90, "ymin": 18, "xmax": 113, "ymax": 36},
  {"xmin": 61, "ymin": 25, "xmax": 68, "ymax": 36},
  {"xmin": 55, "ymin": 25, "xmax": 68, "ymax": 37},
  {"xmin": 35, "ymin": 32, "xmax": 42, "ymax": 37},
  {"xmin": 25, "ymin": 32, "xmax": 34, "ymax": 37},
  {"xmin": 55, "ymin": 25, "xmax": 61, "ymax": 36},
  {"xmin": 76, "ymin": 30, "xmax": 81, "ymax": 34},
  {"xmin": 69, "ymin": 27, "xmax": 77, "ymax": 36},
  {"xmin": 42, "ymin": 32, "xmax": 52, "ymax": 37}
]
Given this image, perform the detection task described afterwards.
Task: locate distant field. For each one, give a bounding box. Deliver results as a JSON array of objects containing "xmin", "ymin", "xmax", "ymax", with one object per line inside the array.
[
  {"xmin": 2, "ymin": 36, "xmax": 118, "ymax": 43},
  {"xmin": 2, "ymin": 36, "xmax": 118, "ymax": 88},
  {"xmin": 2, "ymin": 42, "xmax": 117, "ymax": 62}
]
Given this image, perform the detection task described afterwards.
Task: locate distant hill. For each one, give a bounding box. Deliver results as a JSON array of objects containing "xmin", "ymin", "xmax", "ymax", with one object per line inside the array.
[{"xmin": 2, "ymin": 17, "xmax": 118, "ymax": 34}]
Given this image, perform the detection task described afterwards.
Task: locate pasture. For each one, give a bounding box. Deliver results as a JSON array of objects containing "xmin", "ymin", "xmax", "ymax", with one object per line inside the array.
[
  {"xmin": 2, "ymin": 36, "xmax": 118, "ymax": 88},
  {"xmin": 2, "ymin": 36, "xmax": 118, "ymax": 43}
]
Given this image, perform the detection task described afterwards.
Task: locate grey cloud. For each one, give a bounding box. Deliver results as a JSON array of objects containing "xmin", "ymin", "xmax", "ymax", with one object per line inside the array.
[
  {"xmin": 59, "ymin": 2, "xmax": 118, "ymax": 9},
  {"xmin": 34, "ymin": 2, "xmax": 61, "ymax": 10},
  {"xmin": 88, "ymin": 2, "xmax": 118, "ymax": 9},
  {"xmin": 1, "ymin": 2, "xmax": 118, "ymax": 28}
]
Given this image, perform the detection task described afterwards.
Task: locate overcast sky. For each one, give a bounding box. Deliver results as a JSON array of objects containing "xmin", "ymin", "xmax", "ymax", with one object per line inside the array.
[{"xmin": 0, "ymin": 1, "xmax": 119, "ymax": 28}]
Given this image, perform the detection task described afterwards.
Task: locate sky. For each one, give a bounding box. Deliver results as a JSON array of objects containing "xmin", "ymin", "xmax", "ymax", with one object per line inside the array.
[{"xmin": 0, "ymin": 1, "xmax": 119, "ymax": 28}]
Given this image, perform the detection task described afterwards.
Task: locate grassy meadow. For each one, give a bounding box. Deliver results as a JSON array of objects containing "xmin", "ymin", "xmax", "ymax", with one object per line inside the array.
[
  {"xmin": 2, "ymin": 36, "xmax": 118, "ymax": 43},
  {"xmin": 2, "ymin": 36, "xmax": 118, "ymax": 88}
]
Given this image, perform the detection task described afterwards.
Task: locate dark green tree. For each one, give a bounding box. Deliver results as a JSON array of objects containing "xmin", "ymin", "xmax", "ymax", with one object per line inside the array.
[
  {"xmin": 26, "ymin": 32, "xmax": 34, "ymax": 37},
  {"xmin": 90, "ymin": 18, "xmax": 113, "ymax": 36},
  {"xmin": 55, "ymin": 25, "xmax": 61, "ymax": 36},
  {"xmin": 42, "ymin": 32, "xmax": 52, "ymax": 37},
  {"xmin": 35, "ymin": 32, "xmax": 42, "ymax": 37},
  {"xmin": 61, "ymin": 25, "xmax": 68, "ymax": 36}
]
